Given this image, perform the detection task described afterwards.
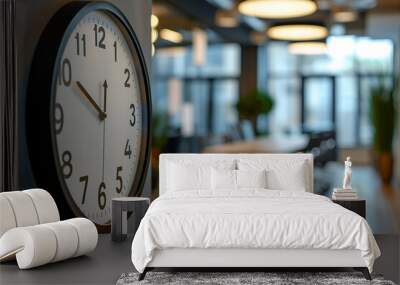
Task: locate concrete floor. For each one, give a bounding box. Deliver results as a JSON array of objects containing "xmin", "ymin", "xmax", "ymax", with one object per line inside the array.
[
  {"xmin": 1, "ymin": 234, "xmax": 399, "ymax": 285},
  {"xmin": 373, "ymin": 234, "xmax": 400, "ymax": 284}
]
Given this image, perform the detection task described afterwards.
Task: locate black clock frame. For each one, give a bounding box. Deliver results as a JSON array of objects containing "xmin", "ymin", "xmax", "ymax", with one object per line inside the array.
[{"xmin": 26, "ymin": 1, "xmax": 152, "ymax": 231}]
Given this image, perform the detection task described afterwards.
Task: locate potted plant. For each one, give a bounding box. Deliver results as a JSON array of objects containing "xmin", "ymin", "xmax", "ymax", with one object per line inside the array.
[
  {"xmin": 236, "ymin": 89, "xmax": 274, "ymax": 135},
  {"xmin": 369, "ymin": 79, "xmax": 397, "ymax": 184}
]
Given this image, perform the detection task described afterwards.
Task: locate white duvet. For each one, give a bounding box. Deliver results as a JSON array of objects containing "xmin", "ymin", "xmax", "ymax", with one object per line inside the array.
[{"xmin": 131, "ymin": 190, "xmax": 380, "ymax": 273}]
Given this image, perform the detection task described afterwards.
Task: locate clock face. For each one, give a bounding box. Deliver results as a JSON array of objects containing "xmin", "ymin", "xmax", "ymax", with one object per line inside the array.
[{"xmin": 51, "ymin": 10, "xmax": 147, "ymax": 225}]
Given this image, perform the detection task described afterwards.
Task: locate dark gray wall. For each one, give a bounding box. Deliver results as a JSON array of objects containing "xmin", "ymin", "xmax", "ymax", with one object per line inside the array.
[
  {"xmin": 15, "ymin": 0, "xmax": 151, "ymax": 195},
  {"xmin": 0, "ymin": 1, "xmax": 18, "ymax": 191}
]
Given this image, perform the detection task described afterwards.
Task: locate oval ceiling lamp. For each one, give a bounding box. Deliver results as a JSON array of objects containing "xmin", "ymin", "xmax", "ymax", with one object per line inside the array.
[
  {"xmin": 238, "ymin": 0, "xmax": 317, "ymax": 19},
  {"xmin": 151, "ymin": 29, "xmax": 158, "ymax": 43},
  {"xmin": 160, "ymin": 29, "xmax": 183, "ymax": 43},
  {"xmin": 267, "ymin": 23, "xmax": 328, "ymax": 41},
  {"xmin": 289, "ymin": 41, "xmax": 327, "ymax": 55},
  {"xmin": 151, "ymin": 14, "xmax": 159, "ymax": 28}
]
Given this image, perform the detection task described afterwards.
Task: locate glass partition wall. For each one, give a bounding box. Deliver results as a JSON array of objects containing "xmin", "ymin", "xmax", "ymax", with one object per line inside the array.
[
  {"xmin": 151, "ymin": 44, "xmax": 241, "ymax": 151},
  {"xmin": 260, "ymin": 36, "xmax": 395, "ymax": 148},
  {"xmin": 151, "ymin": 36, "xmax": 395, "ymax": 151}
]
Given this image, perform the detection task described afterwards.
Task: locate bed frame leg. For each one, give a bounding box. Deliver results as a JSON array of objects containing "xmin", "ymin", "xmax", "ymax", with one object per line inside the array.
[
  {"xmin": 138, "ymin": 268, "xmax": 148, "ymax": 281},
  {"xmin": 354, "ymin": 267, "xmax": 371, "ymax": 280}
]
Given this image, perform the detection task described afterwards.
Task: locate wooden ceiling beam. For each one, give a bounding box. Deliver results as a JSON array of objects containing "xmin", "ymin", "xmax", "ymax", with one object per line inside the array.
[{"xmin": 159, "ymin": 0, "xmax": 253, "ymax": 44}]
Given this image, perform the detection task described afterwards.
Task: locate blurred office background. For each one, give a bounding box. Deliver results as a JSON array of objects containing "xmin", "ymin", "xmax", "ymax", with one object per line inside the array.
[{"xmin": 149, "ymin": 0, "xmax": 400, "ymax": 235}]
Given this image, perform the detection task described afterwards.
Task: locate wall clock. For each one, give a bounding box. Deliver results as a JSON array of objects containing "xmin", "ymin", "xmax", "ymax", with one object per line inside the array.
[{"xmin": 26, "ymin": 2, "xmax": 151, "ymax": 231}]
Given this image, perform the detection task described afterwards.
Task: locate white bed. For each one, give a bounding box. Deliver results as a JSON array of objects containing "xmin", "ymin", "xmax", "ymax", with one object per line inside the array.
[{"xmin": 131, "ymin": 154, "xmax": 380, "ymax": 280}]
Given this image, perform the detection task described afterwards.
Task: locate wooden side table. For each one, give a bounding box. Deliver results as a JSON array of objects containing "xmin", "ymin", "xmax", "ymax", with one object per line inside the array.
[
  {"xmin": 332, "ymin": 199, "xmax": 366, "ymax": 218},
  {"xmin": 112, "ymin": 197, "xmax": 150, "ymax": 242}
]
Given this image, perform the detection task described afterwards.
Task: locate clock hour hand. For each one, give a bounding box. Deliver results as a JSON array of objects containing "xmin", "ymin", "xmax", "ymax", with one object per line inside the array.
[{"xmin": 76, "ymin": 81, "xmax": 107, "ymax": 120}]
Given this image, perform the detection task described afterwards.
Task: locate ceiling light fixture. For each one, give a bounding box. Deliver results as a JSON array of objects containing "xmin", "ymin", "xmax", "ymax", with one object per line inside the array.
[
  {"xmin": 151, "ymin": 14, "xmax": 159, "ymax": 28},
  {"xmin": 333, "ymin": 11, "xmax": 358, "ymax": 23},
  {"xmin": 238, "ymin": 0, "xmax": 317, "ymax": 19},
  {"xmin": 267, "ymin": 23, "xmax": 328, "ymax": 41},
  {"xmin": 159, "ymin": 29, "xmax": 183, "ymax": 43},
  {"xmin": 151, "ymin": 29, "xmax": 158, "ymax": 43},
  {"xmin": 288, "ymin": 41, "xmax": 327, "ymax": 55}
]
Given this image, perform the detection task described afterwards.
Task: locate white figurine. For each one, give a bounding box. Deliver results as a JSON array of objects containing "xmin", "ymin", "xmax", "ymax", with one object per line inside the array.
[{"xmin": 342, "ymin": 157, "xmax": 352, "ymax": 190}]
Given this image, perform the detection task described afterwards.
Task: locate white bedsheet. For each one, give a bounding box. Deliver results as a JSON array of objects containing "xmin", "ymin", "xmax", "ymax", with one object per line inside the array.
[{"xmin": 131, "ymin": 190, "xmax": 380, "ymax": 273}]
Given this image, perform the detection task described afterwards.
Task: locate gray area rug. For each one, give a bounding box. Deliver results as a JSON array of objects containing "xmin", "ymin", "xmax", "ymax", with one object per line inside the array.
[{"xmin": 117, "ymin": 272, "xmax": 396, "ymax": 285}]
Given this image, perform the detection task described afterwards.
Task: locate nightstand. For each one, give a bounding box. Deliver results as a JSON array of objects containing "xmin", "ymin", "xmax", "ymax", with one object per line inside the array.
[
  {"xmin": 332, "ymin": 199, "xmax": 366, "ymax": 218},
  {"xmin": 111, "ymin": 197, "xmax": 150, "ymax": 242}
]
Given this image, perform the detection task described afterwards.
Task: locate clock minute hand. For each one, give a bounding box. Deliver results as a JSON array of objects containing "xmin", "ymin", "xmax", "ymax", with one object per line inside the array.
[
  {"xmin": 102, "ymin": 80, "xmax": 108, "ymax": 113},
  {"xmin": 76, "ymin": 81, "xmax": 107, "ymax": 120}
]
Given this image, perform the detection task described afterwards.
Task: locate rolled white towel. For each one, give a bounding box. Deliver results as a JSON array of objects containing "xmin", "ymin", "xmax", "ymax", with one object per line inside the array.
[
  {"xmin": 0, "ymin": 189, "xmax": 60, "ymax": 239},
  {"xmin": 0, "ymin": 218, "xmax": 98, "ymax": 269},
  {"xmin": 0, "ymin": 226, "xmax": 57, "ymax": 269},
  {"xmin": 23, "ymin": 189, "xmax": 60, "ymax": 224},
  {"xmin": 65, "ymin": 218, "xmax": 98, "ymax": 257},
  {"xmin": 42, "ymin": 221, "xmax": 79, "ymax": 262},
  {"xmin": 0, "ymin": 196, "xmax": 17, "ymax": 237},
  {"xmin": 0, "ymin": 191, "xmax": 39, "ymax": 227}
]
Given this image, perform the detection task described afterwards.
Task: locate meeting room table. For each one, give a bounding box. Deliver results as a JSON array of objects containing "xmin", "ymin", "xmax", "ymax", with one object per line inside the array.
[{"xmin": 203, "ymin": 134, "xmax": 309, "ymax": 154}]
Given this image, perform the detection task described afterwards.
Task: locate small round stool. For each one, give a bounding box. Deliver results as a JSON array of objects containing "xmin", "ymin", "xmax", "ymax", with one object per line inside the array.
[{"xmin": 111, "ymin": 197, "xmax": 149, "ymax": 242}]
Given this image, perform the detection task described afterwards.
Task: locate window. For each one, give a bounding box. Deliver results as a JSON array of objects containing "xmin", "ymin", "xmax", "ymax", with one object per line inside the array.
[
  {"xmin": 151, "ymin": 44, "xmax": 240, "ymax": 143},
  {"xmin": 213, "ymin": 80, "xmax": 239, "ymax": 135},
  {"xmin": 336, "ymin": 76, "xmax": 357, "ymax": 146},
  {"xmin": 266, "ymin": 77, "xmax": 300, "ymax": 134},
  {"xmin": 260, "ymin": 36, "xmax": 395, "ymax": 147}
]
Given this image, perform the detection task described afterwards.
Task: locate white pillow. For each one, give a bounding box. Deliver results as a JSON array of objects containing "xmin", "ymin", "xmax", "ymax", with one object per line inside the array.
[
  {"xmin": 238, "ymin": 159, "xmax": 308, "ymax": 191},
  {"xmin": 167, "ymin": 162, "xmax": 211, "ymax": 191},
  {"xmin": 212, "ymin": 169, "xmax": 268, "ymax": 190},
  {"xmin": 211, "ymin": 168, "xmax": 236, "ymax": 190},
  {"xmin": 236, "ymin": 169, "xmax": 267, "ymax": 189},
  {"xmin": 266, "ymin": 164, "xmax": 307, "ymax": 191}
]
